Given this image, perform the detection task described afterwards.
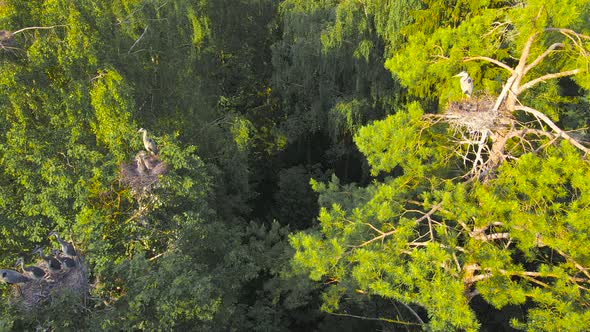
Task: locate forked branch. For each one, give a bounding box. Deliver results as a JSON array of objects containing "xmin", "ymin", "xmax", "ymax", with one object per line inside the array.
[{"xmin": 515, "ymin": 105, "xmax": 590, "ymax": 154}]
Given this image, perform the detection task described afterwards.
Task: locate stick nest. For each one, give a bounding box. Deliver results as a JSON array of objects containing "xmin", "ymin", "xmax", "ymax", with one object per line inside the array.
[
  {"xmin": 0, "ymin": 30, "xmax": 14, "ymax": 48},
  {"xmin": 12, "ymin": 258, "xmax": 88, "ymax": 311},
  {"xmin": 445, "ymin": 95, "xmax": 503, "ymax": 132},
  {"xmin": 119, "ymin": 152, "xmax": 168, "ymax": 197}
]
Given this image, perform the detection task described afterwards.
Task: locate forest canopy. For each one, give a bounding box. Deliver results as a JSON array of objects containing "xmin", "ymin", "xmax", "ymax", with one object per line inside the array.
[{"xmin": 0, "ymin": 0, "xmax": 589, "ymax": 331}]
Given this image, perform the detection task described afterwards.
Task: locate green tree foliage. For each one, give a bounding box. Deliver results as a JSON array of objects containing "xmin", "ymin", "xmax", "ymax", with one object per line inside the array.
[
  {"xmin": 1, "ymin": 0, "xmax": 589, "ymax": 331},
  {"xmin": 272, "ymin": 0, "xmax": 401, "ymax": 167},
  {"xmin": 0, "ymin": 0, "xmax": 310, "ymax": 330},
  {"xmin": 292, "ymin": 0, "xmax": 590, "ymax": 331}
]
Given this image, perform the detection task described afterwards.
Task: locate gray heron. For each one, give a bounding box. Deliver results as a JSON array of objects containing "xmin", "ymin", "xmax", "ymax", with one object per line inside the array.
[
  {"xmin": 32, "ymin": 247, "xmax": 62, "ymax": 272},
  {"xmin": 52, "ymin": 250, "xmax": 76, "ymax": 270},
  {"xmin": 15, "ymin": 257, "xmax": 46, "ymax": 280},
  {"xmin": 49, "ymin": 231, "xmax": 77, "ymax": 257},
  {"xmin": 138, "ymin": 128, "xmax": 158, "ymax": 155},
  {"xmin": 0, "ymin": 269, "xmax": 30, "ymax": 284},
  {"xmin": 454, "ymin": 71, "xmax": 473, "ymax": 97}
]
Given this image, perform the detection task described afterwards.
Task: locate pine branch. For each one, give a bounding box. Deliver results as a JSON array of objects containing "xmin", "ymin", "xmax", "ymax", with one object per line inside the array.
[{"xmin": 355, "ymin": 203, "xmax": 441, "ymax": 248}]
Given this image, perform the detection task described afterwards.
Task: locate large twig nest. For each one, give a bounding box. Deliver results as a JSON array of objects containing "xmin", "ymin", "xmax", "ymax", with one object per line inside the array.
[
  {"xmin": 0, "ymin": 30, "xmax": 14, "ymax": 48},
  {"xmin": 13, "ymin": 258, "xmax": 88, "ymax": 311},
  {"xmin": 119, "ymin": 151, "xmax": 168, "ymax": 197},
  {"xmin": 445, "ymin": 95, "xmax": 502, "ymax": 132}
]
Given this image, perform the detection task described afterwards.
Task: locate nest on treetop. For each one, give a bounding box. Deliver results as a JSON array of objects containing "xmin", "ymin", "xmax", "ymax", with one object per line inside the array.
[
  {"xmin": 12, "ymin": 258, "xmax": 88, "ymax": 311},
  {"xmin": 444, "ymin": 95, "xmax": 507, "ymax": 133},
  {"xmin": 119, "ymin": 152, "xmax": 168, "ymax": 198},
  {"xmin": 0, "ymin": 30, "xmax": 14, "ymax": 48}
]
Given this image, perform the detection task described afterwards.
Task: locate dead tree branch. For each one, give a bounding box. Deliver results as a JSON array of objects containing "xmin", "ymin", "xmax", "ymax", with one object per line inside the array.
[
  {"xmin": 524, "ymin": 43, "xmax": 565, "ymax": 74},
  {"xmin": 463, "ymin": 56, "xmax": 514, "ymax": 73},
  {"xmin": 515, "ymin": 105, "xmax": 590, "ymax": 154},
  {"xmin": 12, "ymin": 25, "xmax": 66, "ymax": 35},
  {"xmin": 517, "ymin": 69, "xmax": 581, "ymax": 94}
]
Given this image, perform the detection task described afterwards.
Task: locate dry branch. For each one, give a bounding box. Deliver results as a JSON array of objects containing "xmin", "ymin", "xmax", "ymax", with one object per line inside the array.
[
  {"xmin": 524, "ymin": 43, "xmax": 564, "ymax": 74},
  {"xmin": 515, "ymin": 105, "xmax": 590, "ymax": 154},
  {"xmin": 463, "ymin": 56, "xmax": 514, "ymax": 73},
  {"xmin": 517, "ymin": 69, "xmax": 581, "ymax": 94}
]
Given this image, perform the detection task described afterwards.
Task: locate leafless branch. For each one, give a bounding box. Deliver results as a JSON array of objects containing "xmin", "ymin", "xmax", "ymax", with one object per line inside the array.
[
  {"xmin": 463, "ymin": 56, "xmax": 514, "ymax": 73},
  {"xmin": 519, "ymin": 33, "xmax": 539, "ymax": 69},
  {"xmin": 471, "ymin": 232, "xmax": 510, "ymax": 241},
  {"xmin": 524, "ymin": 43, "xmax": 564, "ymax": 74},
  {"xmin": 517, "ymin": 69, "xmax": 581, "ymax": 94},
  {"xmin": 515, "ymin": 105, "xmax": 590, "ymax": 154},
  {"xmin": 544, "ymin": 28, "xmax": 590, "ymax": 40},
  {"xmin": 554, "ymin": 248, "xmax": 590, "ymax": 280},
  {"xmin": 12, "ymin": 25, "xmax": 66, "ymax": 35},
  {"xmin": 491, "ymin": 73, "xmax": 518, "ymax": 113},
  {"xmin": 128, "ymin": 26, "xmax": 149, "ymax": 54},
  {"xmin": 327, "ymin": 312, "xmax": 424, "ymax": 326}
]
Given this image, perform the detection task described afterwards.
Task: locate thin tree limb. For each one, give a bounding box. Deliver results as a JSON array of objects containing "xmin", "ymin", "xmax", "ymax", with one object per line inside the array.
[
  {"xmin": 524, "ymin": 43, "xmax": 564, "ymax": 73},
  {"xmin": 515, "ymin": 105, "xmax": 590, "ymax": 154},
  {"xmin": 12, "ymin": 25, "xmax": 66, "ymax": 35},
  {"xmin": 128, "ymin": 26, "xmax": 148, "ymax": 54},
  {"xmin": 519, "ymin": 33, "xmax": 539, "ymax": 69},
  {"xmin": 554, "ymin": 248, "xmax": 590, "ymax": 280},
  {"xmin": 491, "ymin": 73, "xmax": 518, "ymax": 113},
  {"xmin": 355, "ymin": 203, "xmax": 441, "ymax": 248},
  {"xmin": 327, "ymin": 312, "xmax": 424, "ymax": 326},
  {"xmin": 463, "ymin": 56, "xmax": 514, "ymax": 73},
  {"xmin": 517, "ymin": 69, "xmax": 581, "ymax": 94},
  {"xmin": 398, "ymin": 301, "xmax": 425, "ymax": 324},
  {"xmin": 471, "ymin": 232, "xmax": 510, "ymax": 241},
  {"xmin": 544, "ymin": 28, "xmax": 590, "ymax": 40}
]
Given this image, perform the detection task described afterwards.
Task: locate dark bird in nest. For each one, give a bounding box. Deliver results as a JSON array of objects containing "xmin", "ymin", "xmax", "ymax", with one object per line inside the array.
[
  {"xmin": 0, "ymin": 269, "xmax": 30, "ymax": 284},
  {"xmin": 52, "ymin": 249, "xmax": 76, "ymax": 270},
  {"xmin": 32, "ymin": 247, "xmax": 61, "ymax": 272},
  {"xmin": 15, "ymin": 257, "xmax": 46, "ymax": 280},
  {"xmin": 48, "ymin": 230, "xmax": 77, "ymax": 257}
]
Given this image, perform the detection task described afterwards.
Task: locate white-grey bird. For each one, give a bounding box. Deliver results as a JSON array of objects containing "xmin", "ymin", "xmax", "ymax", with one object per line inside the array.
[
  {"xmin": 454, "ymin": 71, "xmax": 474, "ymax": 97},
  {"xmin": 15, "ymin": 257, "xmax": 46, "ymax": 280},
  {"xmin": 48, "ymin": 231, "xmax": 77, "ymax": 258},
  {"xmin": 138, "ymin": 128, "xmax": 158, "ymax": 155},
  {"xmin": 135, "ymin": 153, "xmax": 148, "ymax": 175},
  {"xmin": 0, "ymin": 269, "xmax": 30, "ymax": 284}
]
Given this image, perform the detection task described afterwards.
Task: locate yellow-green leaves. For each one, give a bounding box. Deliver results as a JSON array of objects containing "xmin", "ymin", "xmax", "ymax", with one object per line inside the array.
[{"xmin": 90, "ymin": 69, "xmax": 135, "ymax": 160}]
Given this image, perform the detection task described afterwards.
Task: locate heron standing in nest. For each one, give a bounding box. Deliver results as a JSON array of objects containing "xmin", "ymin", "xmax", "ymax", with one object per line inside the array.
[
  {"xmin": 49, "ymin": 231, "xmax": 77, "ymax": 258},
  {"xmin": 15, "ymin": 257, "xmax": 46, "ymax": 280},
  {"xmin": 138, "ymin": 128, "xmax": 158, "ymax": 155},
  {"xmin": 32, "ymin": 247, "xmax": 62, "ymax": 273},
  {"xmin": 454, "ymin": 71, "xmax": 474, "ymax": 98}
]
